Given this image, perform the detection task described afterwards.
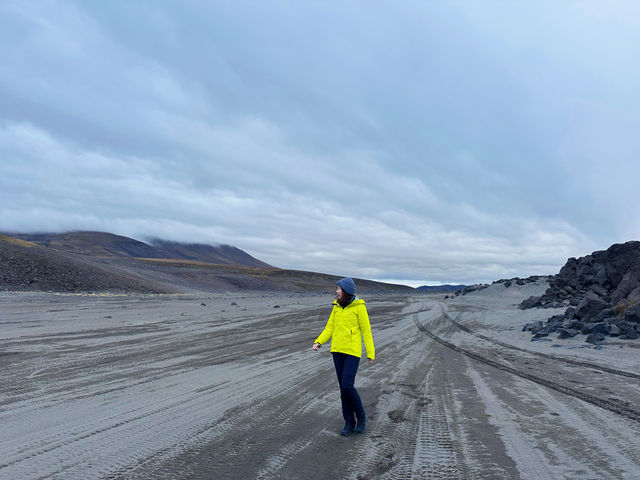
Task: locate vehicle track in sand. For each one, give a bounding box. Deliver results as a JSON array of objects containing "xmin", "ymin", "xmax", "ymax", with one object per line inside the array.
[
  {"xmin": 4, "ymin": 293, "xmax": 640, "ymax": 479},
  {"xmin": 413, "ymin": 308, "xmax": 640, "ymax": 424},
  {"xmin": 440, "ymin": 303, "xmax": 640, "ymax": 380}
]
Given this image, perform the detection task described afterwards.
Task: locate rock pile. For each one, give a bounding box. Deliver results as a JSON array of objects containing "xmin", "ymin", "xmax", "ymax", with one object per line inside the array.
[
  {"xmin": 455, "ymin": 275, "xmax": 542, "ymax": 297},
  {"xmin": 520, "ymin": 241, "xmax": 640, "ymax": 342},
  {"xmin": 455, "ymin": 284, "xmax": 489, "ymax": 295},
  {"xmin": 493, "ymin": 275, "xmax": 544, "ymax": 288}
]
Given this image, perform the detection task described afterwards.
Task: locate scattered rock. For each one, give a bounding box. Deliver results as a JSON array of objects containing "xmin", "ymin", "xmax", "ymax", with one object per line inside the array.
[
  {"xmin": 522, "ymin": 321, "xmax": 543, "ymax": 333},
  {"xmin": 557, "ymin": 328, "xmax": 579, "ymax": 339},
  {"xmin": 565, "ymin": 319, "xmax": 585, "ymax": 331},
  {"xmin": 586, "ymin": 332, "xmax": 606, "ymax": 344},
  {"xmin": 520, "ymin": 296, "xmax": 541, "ymax": 310}
]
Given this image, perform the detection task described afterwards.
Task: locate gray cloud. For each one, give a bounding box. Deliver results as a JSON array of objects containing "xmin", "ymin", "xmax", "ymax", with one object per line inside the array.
[{"xmin": 1, "ymin": 1, "xmax": 639, "ymax": 285}]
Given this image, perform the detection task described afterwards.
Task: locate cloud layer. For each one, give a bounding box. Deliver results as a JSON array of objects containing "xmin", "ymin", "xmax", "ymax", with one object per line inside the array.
[{"xmin": 2, "ymin": 1, "xmax": 639, "ymax": 285}]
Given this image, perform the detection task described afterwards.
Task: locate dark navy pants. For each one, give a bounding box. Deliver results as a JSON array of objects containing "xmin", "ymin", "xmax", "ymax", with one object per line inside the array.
[{"xmin": 332, "ymin": 352, "xmax": 366, "ymax": 426}]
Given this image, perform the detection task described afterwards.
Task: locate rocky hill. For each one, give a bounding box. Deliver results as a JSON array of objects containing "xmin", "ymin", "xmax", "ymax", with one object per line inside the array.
[
  {"xmin": 0, "ymin": 231, "xmax": 413, "ymax": 294},
  {"xmin": 0, "ymin": 234, "xmax": 167, "ymax": 293},
  {"xmin": 520, "ymin": 241, "xmax": 640, "ymax": 342}
]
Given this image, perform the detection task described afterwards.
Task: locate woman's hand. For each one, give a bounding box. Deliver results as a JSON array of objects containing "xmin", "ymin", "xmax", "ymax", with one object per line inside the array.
[
  {"xmin": 312, "ymin": 343, "xmax": 321, "ymax": 351},
  {"xmin": 367, "ymin": 358, "xmax": 373, "ymax": 363}
]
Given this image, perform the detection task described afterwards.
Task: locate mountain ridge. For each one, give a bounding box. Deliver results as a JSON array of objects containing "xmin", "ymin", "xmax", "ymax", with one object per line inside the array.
[
  {"xmin": 0, "ymin": 231, "xmax": 413, "ymax": 294},
  {"xmin": 6, "ymin": 231, "xmax": 272, "ymax": 268}
]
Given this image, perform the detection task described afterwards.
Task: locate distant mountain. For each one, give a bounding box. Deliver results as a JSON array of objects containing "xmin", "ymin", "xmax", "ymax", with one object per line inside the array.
[
  {"xmin": 416, "ymin": 284, "xmax": 466, "ymax": 293},
  {"xmin": 7, "ymin": 231, "xmax": 271, "ymax": 268},
  {"xmin": 149, "ymin": 239, "xmax": 272, "ymax": 268}
]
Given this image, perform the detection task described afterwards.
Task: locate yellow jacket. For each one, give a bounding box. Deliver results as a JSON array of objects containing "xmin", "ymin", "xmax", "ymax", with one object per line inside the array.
[{"xmin": 315, "ymin": 297, "xmax": 375, "ymax": 360}]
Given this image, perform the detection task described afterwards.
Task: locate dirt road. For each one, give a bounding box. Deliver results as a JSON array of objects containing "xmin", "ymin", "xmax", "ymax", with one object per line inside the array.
[{"xmin": 2, "ymin": 290, "xmax": 640, "ymax": 479}]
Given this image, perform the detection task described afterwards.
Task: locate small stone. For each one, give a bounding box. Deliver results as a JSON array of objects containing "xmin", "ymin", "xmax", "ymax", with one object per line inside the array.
[
  {"xmin": 557, "ymin": 328, "xmax": 579, "ymax": 339},
  {"xmin": 591, "ymin": 323, "xmax": 611, "ymax": 334},
  {"xmin": 522, "ymin": 321, "xmax": 543, "ymax": 333},
  {"xmin": 585, "ymin": 332, "xmax": 606, "ymax": 344}
]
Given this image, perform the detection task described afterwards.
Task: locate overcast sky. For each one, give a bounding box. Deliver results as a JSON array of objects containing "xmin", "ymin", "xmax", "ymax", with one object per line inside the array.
[{"xmin": 1, "ymin": 1, "xmax": 639, "ymax": 286}]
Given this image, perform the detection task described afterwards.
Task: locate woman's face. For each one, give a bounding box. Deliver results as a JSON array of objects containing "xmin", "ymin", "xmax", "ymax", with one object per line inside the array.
[{"xmin": 335, "ymin": 286, "xmax": 345, "ymax": 301}]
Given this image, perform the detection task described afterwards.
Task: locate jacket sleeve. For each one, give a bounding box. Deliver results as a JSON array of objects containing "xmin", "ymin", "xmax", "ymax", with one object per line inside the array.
[
  {"xmin": 359, "ymin": 304, "xmax": 375, "ymax": 360},
  {"xmin": 315, "ymin": 307, "xmax": 335, "ymax": 345}
]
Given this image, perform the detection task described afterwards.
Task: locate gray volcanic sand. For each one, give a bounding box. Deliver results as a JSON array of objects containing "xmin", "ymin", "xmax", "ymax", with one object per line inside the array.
[{"xmin": 1, "ymin": 283, "xmax": 640, "ymax": 479}]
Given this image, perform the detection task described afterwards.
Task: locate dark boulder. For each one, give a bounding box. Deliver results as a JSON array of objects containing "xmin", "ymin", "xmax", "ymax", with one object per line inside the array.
[
  {"xmin": 520, "ymin": 296, "xmax": 541, "ymax": 310},
  {"xmin": 629, "ymin": 286, "xmax": 640, "ymax": 300},
  {"xmin": 573, "ymin": 291, "xmax": 609, "ymax": 322},
  {"xmin": 624, "ymin": 304, "xmax": 640, "ymax": 324},
  {"xmin": 595, "ymin": 267, "xmax": 610, "ymax": 286},
  {"xmin": 611, "ymin": 272, "xmax": 640, "ymax": 304},
  {"xmin": 565, "ymin": 319, "xmax": 585, "ymax": 331},
  {"xmin": 557, "ymin": 328, "xmax": 579, "ymax": 339},
  {"xmin": 591, "ymin": 323, "xmax": 612, "ymax": 335},
  {"xmin": 586, "ymin": 332, "xmax": 606, "ymax": 344},
  {"xmin": 581, "ymin": 323, "xmax": 596, "ymax": 334},
  {"xmin": 523, "ymin": 320, "xmax": 543, "ymax": 333},
  {"xmin": 621, "ymin": 331, "xmax": 640, "ymax": 340},
  {"xmin": 595, "ymin": 307, "xmax": 616, "ymax": 322},
  {"xmin": 617, "ymin": 321, "xmax": 637, "ymax": 335},
  {"xmin": 547, "ymin": 314, "xmax": 565, "ymax": 325},
  {"xmin": 522, "ymin": 320, "xmax": 544, "ymax": 334},
  {"xmin": 604, "ymin": 242, "xmax": 640, "ymax": 286}
]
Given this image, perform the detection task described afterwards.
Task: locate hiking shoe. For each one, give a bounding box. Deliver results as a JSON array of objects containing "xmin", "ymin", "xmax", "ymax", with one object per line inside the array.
[
  {"xmin": 355, "ymin": 415, "xmax": 366, "ymax": 433},
  {"xmin": 340, "ymin": 423, "xmax": 355, "ymax": 436}
]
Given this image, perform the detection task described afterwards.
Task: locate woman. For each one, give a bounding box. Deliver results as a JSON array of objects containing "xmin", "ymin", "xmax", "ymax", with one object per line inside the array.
[{"xmin": 313, "ymin": 277, "xmax": 375, "ymax": 436}]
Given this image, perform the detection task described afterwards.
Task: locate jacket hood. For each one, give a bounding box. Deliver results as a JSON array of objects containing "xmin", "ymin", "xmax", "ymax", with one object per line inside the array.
[{"xmin": 333, "ymin": 296, "xmax": 364, "ymax": 307}]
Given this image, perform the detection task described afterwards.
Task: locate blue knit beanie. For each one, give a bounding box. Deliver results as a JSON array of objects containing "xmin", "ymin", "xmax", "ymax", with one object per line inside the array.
[{"xmin": 337, "ymin": 277, "xmax": 356, "ymax": 295}]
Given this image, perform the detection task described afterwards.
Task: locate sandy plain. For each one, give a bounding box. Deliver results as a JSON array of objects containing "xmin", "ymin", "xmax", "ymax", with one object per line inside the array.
[{"xmin": 1, "ymin": 281, "xmax": 640, "ymax": 479}]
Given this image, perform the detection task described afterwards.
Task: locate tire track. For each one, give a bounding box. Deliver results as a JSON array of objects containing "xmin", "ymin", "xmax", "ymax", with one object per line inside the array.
[
  {"xmin": 411, "ymin": 369, "xmax": 464, "ymax": 480},
  {"xmin": 348, "ymin": 332, "xmax": 454, "ymax": 480},
  {"xmin": 0, "ymin": 350, "xmax": 322, "ymax": 479},
  {"xmin": 441, "ymin": 303, "xmax": 640, "ymax": 380},
  {"xmin": 413, "ymin": 311, "xmax": 640, "ymax": 424}
]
